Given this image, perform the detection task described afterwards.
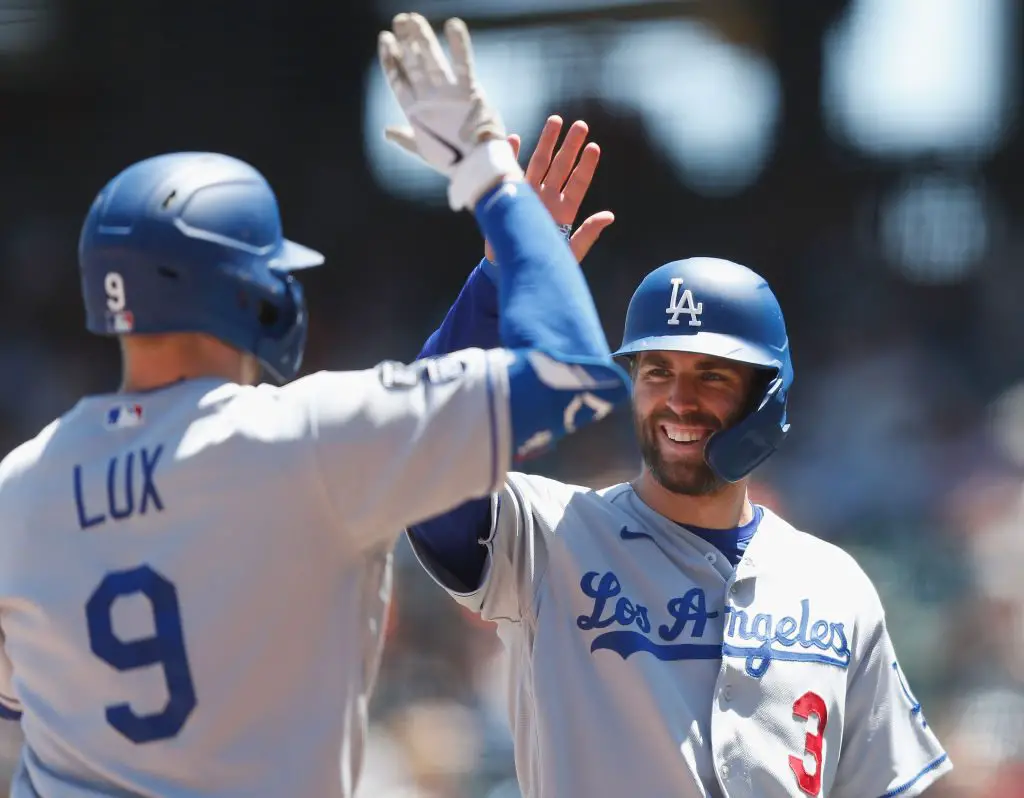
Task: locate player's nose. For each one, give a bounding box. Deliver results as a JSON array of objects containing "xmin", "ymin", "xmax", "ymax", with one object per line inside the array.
[{"xmin": 664, "ymin": 376, "xmax": 700, "ymax": 416}]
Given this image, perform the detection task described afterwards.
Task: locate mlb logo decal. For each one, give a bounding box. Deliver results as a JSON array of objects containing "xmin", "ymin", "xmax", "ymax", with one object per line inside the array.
[
  {"xmin": 106, "ymin": 310, "xmax": 135, "ymax": 334},
  {"xmin": 106, "ymin": 404, "xmax": 144, "ymax": 429}
]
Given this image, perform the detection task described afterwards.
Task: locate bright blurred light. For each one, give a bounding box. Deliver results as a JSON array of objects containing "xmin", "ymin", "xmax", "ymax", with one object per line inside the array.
[
  {"xmin": 823, "ymin": 0, "xmax": 1016, "ymax": 156},
  {"xmin": 879, "ymin": 172, "xmax": 990, "ymax": 283},
  {"xmin": 364, "ymin": 29, "xmax": 552, "ymax": 205},
  {"xmin": 365, "ymin": 16, "xmax": 779, "ymax": 202},
  {"xmin": 988, "ymin": 382, "xmax": 1024, "ymax": 468},
  {"xmin": 600, "ymin": 20, "xmax": 780, "ymax": 196}
]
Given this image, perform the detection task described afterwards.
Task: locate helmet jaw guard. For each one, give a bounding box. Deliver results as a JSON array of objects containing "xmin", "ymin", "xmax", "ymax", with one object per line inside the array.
[
  {"xmin": 705, "ymin": 374, "xmax": 790, "ymax": 483},
  {"xmin": 250, "ymin": 271, "xmax": 309, "ymax": 383},
  {"xmin": 78, "ymin": 152, "xmax": 323, "ymax": 383},
  {"xmin": 616, "ymin": 257, "xmax": 793, "ymax": 482}
]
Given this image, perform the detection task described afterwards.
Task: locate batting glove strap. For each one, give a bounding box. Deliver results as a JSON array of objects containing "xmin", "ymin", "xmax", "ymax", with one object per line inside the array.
[{"xmin": 450, "ymin": 139, "xmax": 525, "ymax": 212}]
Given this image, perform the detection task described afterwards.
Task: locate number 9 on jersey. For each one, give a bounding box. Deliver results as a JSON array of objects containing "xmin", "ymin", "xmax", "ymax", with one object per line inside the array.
[{"xmin": 85, "ymin": 565, "xmax": 197, "ymax": 743}]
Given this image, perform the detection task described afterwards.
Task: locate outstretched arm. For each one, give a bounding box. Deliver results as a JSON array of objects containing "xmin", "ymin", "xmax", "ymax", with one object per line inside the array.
[
  {"xmin": 305, "ymin": 183, "xmax": 626, "ymax": 555},
  {"xmin": 412, "ymin": 116, "xmax": 615, "ymax": 588},
  {"xmin": 309, "ymin": 14, "xmax": 629, "ymax": 556}
]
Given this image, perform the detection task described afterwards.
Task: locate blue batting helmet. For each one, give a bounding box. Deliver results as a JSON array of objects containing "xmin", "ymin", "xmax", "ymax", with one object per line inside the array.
[
  {"xmin": 614, "ymin": 257, "xmax": 793, "ymax": 483},
  {"xmin": 78, "ymin": 152, "xmax": 324, "ymax": 382}
]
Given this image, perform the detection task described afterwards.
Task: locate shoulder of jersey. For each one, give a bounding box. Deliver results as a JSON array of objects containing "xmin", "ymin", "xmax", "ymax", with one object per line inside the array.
[
  {"xmin": 0, "ymin": 379, "xmax": 312, "ymax": 486},
  {"xmin": 0, "ymin": 417, "xmax": 62, "ymax": 485},
  {"xmin": 507, "ymin": 471, "xmax": 595, "ymax": 504},
  {"xmin": 761, "ymin": 506, "xmax": 881, "ymax": 601},
  {"xmin": 190, "ymin": 380, "xmax": 314, "ymax": 442}
]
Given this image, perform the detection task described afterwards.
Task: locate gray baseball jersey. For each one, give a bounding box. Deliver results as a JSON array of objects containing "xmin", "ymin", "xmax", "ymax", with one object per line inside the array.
[
  {"xmin": 411, "ymin": 473, "xmax": 951, "ymax": 798},
  {"xmin": 0, "ymin": 347, "xmax": 511, "ymax": 798}
]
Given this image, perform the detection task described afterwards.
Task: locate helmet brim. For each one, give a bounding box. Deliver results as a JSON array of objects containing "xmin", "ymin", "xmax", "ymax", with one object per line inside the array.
[
  {"xmin": 613, "ymin": 331, "xmax": 785, "ymax": 371},
  {"xmin": 269, "ymin": 239, "xmax": 325, "ymax": 271}
]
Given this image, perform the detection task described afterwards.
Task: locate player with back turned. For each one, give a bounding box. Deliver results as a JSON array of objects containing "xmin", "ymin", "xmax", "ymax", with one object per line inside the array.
[
  {"xmin": 404, "ymin": 118, "xmax": 954, "ymax": 796},
  {"xmin": 0, "ymin": 14, "xmax": 629, "ymax": 798}
]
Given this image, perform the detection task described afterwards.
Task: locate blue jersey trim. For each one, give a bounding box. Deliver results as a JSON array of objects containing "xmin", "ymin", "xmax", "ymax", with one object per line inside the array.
[
  {"xmin": 722, "ymin": 643, "xmax": 850, "ymax": 670},
  {"xmin": 679, "ymin": 505, "xmax": 762, "ymax": 566},
  {"xmin": 485, "ymin": 355, "xmax": 500, "ymax": 491},
  {"xmin": 0, "ymin": 704, "xmax": 22, "ymax": 721},
  {"xmin": 878, "ymin": 753, "xmax": 949, "ymax": 798}
]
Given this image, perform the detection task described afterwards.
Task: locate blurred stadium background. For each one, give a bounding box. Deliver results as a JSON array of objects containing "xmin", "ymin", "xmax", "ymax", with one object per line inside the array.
[{"xmin": 0, "ymin": 0, "xmax": 1023, "ymax": 794}]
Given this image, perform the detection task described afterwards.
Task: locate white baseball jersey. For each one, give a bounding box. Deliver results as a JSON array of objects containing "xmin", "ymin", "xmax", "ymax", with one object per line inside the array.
[
  {"xmin": 0, "ymin": 347, "xmax": 511, "ymax": 798},
  {"xmin": 410, "ymin": 473, "xmax": 951, "ymax": 798}
]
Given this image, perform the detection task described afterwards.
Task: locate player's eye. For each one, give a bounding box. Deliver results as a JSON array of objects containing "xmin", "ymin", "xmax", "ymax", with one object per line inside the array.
[
  {"xmin": 700, "ymin": 371, "xmax": 729, "ymax": 383},
  {"xmin": 644, "ymin": 367, "xmax": 672, "ymax": 379}
]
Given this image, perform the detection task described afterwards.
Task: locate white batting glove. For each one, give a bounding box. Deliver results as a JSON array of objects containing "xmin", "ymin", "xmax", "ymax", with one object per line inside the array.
[{"xmin": 378, "ymin": 13, "xmax": 524, "ymax": 211}]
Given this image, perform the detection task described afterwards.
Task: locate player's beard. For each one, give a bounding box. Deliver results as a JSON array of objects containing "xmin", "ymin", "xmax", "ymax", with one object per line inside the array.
[{"xmin": 634, "ymin": 408, "xmax": 732, "ymax": 497}]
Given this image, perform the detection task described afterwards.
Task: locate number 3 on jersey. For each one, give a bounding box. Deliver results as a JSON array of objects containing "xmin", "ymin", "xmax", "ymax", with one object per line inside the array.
[
  {"xmin": 788, "ymin": 691, "xmax": 828, "ymax": 796},
  {"xmin": 85, "ymin": 565, "xmax": 197, "ymax": 743}
]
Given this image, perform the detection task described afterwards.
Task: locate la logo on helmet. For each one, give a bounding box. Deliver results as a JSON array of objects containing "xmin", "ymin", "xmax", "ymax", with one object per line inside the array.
[{"xmin": 665, "ymin": 277, "xmax": 703, "ymax": 327}]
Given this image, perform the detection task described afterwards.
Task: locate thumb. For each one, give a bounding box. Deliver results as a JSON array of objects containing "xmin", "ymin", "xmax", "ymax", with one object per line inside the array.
[
  {"xmin": 383, "ymin": 125, "xmax": 420, "ymax": 157},
  {"xmin": 508, "ymin": 133, "xmax": 522, "ymax": 162},
  {"xmin": 570, "ymin": 212, "xmax": 615, "ymax": 263}
]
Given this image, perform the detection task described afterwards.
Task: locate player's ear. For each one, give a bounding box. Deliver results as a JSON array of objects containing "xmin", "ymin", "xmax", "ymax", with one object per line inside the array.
[{"xmin": 241, "ymin": 354, "xmax": 262, "ymax": 386}]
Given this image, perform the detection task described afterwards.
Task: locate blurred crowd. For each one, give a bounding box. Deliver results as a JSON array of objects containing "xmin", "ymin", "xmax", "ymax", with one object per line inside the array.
[{"xmin": 0, "ymin": 1, "xmax": 1022, "ymax": 796}]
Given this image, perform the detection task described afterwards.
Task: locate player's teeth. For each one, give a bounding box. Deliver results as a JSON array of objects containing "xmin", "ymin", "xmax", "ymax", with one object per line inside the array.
[{"xmin": 664, "ymin": 428, "xmax": 703, "ymax": 443}]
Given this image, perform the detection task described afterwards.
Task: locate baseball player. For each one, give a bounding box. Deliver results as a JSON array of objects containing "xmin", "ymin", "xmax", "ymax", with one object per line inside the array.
[
  {"xmin": 405, "ymin": 175, "xmax": 953, "ymax": 795},
  {"xmin": 0, "ymin": 15, "xmax": 630, "ymax": 798}
]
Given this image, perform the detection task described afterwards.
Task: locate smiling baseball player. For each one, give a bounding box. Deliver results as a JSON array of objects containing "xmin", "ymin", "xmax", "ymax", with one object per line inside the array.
[{"xmin": 405, "ymin": 236, "xmax": 952, "ymax": 795}]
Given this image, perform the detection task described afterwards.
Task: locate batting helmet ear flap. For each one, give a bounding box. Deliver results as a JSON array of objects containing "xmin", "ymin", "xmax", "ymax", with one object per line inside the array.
[
  {"xmin": 705, "ymin": 375, "xmax": 790, "ymax": 483},
  {"xmin": 251, "ymin": 272, "xmax": 309, "ymax": 383}
]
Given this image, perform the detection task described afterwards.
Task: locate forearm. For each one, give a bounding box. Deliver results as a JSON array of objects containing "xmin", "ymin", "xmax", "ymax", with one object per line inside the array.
[
  {"xmin": 419, "ymin": 213, "xmax": 573, "ymax": 360},
  {"xmin": 476, "ymin": 183, "xmax": 610, "ymax": 360},
  {"xmin": 409, "ymin": 182, "xmax": 626, "ymax": 584},
  {"xmin": 419, "ymin": 259, "xmax": 499, "ymax": 359},
  {"xmin": 407, "ymin": 499, "xmax": 492, "ymax": 592}
]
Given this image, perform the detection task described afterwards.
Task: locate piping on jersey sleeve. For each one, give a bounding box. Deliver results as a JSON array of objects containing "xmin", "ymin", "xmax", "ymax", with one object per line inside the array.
[
  {"xmin": 0, "ymin": 633, "xmax": 22, "ymax": 721},
  {"xmin": 877, "ymin": 753, "xmax": 951, "ymax": 798},
  {"xmin": 408, "ymin": 473, "xmax": 542, "ymax": 626},
  {"xmin": 484, "ymin": 349, "xmax": 511, "ymax": 496},
  {"xmin": 0, "ymin": 690, "xmax": 22, "ymax": 720},
  {"xmin": 404, "ymin": 489, "xmax": 507, "ymax": 616},
  {"xmin": 480, "ymin": 474, "xmax": 553, "ymax": 625},
  {"xmin": 830, "ymin": 567, "xmax": 952, "ymax": 798}
]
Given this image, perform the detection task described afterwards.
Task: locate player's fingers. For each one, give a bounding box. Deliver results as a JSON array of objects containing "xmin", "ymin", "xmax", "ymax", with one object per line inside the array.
[
  {"xmin": 393, "ymin": 13, "xmax": 428, "ymax": 89},
  {"xmin": 508, "ymin": 134, "xmax": 522, "ymax": 161},
  {"xmin": 561, "ymin": 142, "xmax": 601, "ymax": 214},
  {"xmin": 524, "ymin": 116, "xmax": 563, "ymax": 187},
  {"xmin": 384, "ymin": 125, "xmax": 420, "ymax": 157},
  {"xmin": 444, "ymin": 17, "xmax": 477, "ymax": 88},
  {"xmin": 545, "ymin": 119, "xmax": 589, "ymax": 192},
  {"xmin": 378, "ymin": 31, "xmax": 415, "ymax": 105},
  {"xmin": 410, "ymin": 12, "xmax": 455, "ymax": 85},
  {"xmin": 570, "ymin": 211, "xmax": 615, "ymax": 263}
]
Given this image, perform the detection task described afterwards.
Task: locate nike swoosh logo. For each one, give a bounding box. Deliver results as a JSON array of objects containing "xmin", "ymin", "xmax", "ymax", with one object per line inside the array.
[
  {"xmin": 413, "ymin": 120, "xmax": 463, "ymax": 166},
  {"xmin": 620, "ymin": 526, "xmax": 655, "ymax": 543}
]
